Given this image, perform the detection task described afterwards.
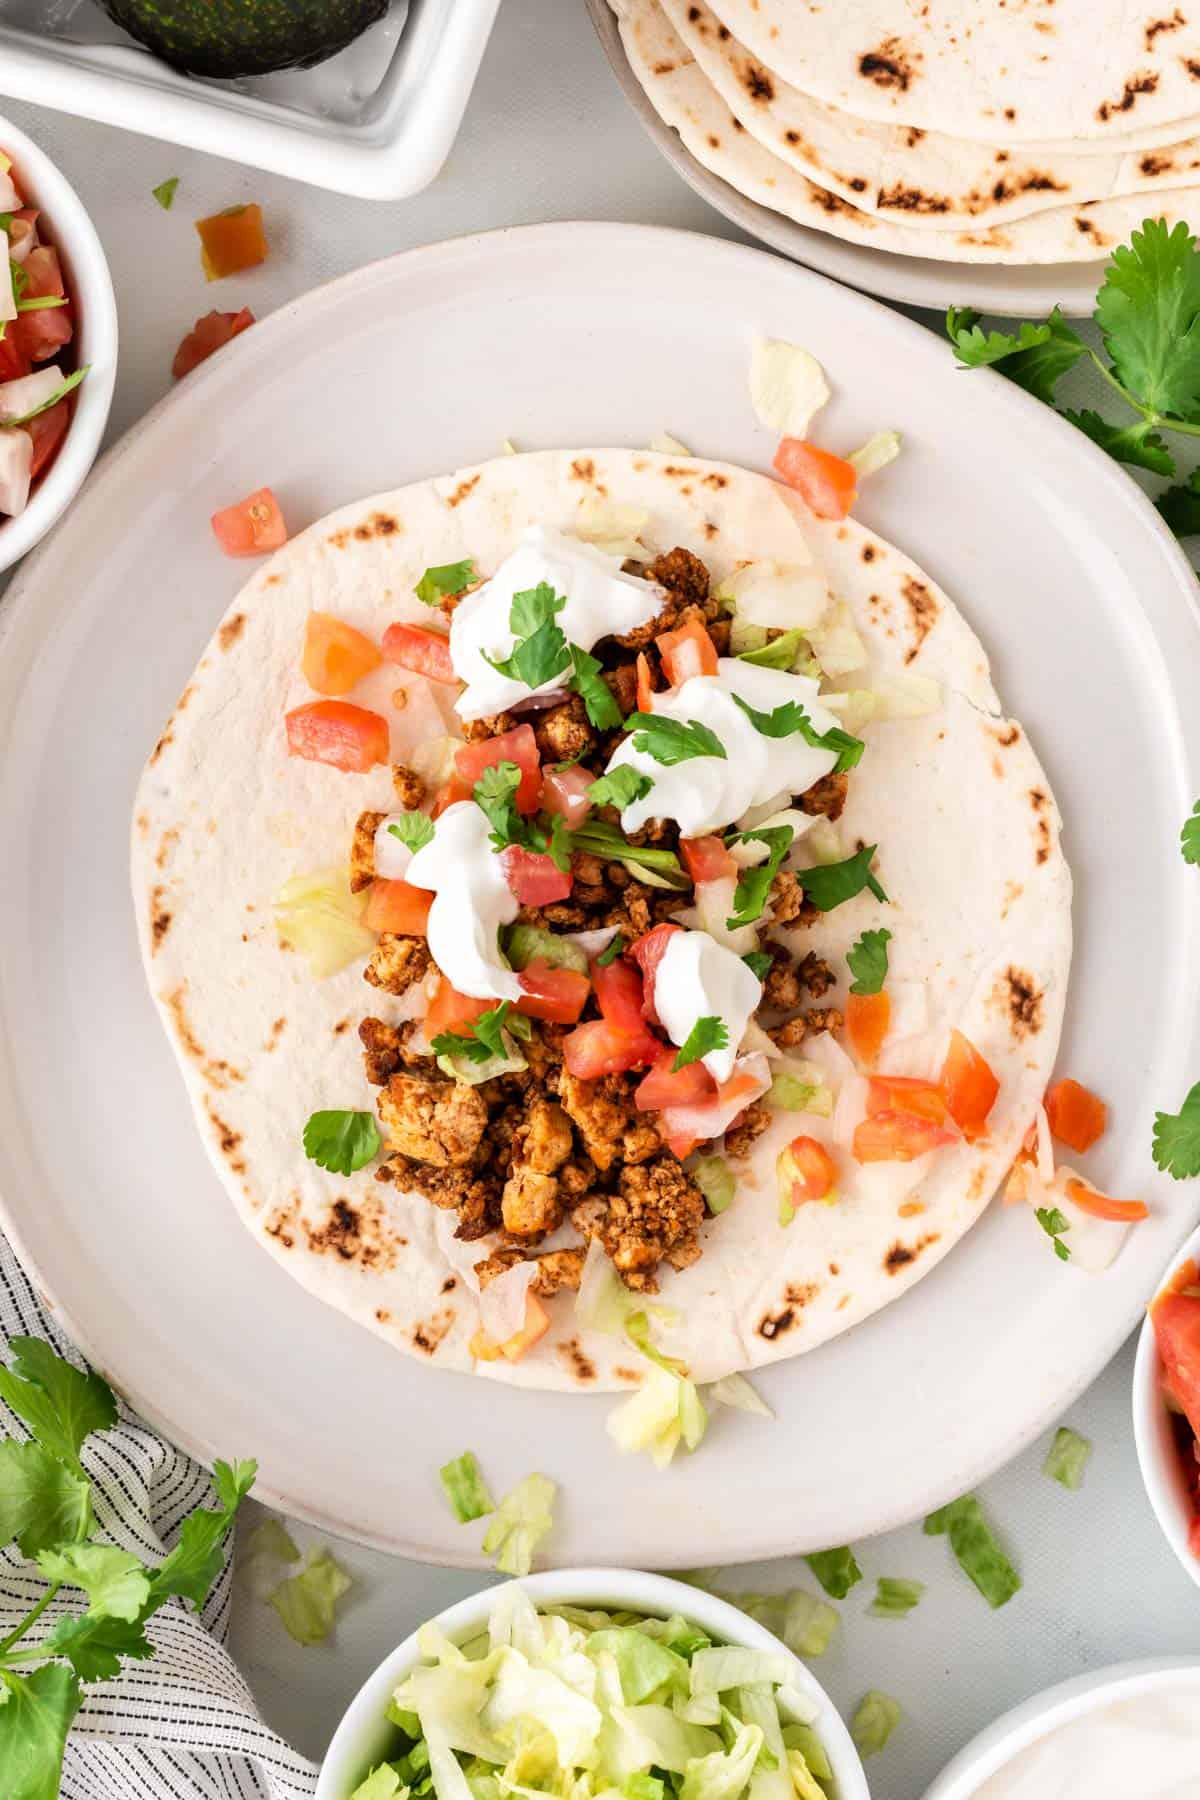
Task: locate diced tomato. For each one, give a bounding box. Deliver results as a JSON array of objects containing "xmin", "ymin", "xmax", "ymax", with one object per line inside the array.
[
  {"xmin": 866, "ymin": 1075, "xmax": 950, "ymax": 1125},
  {"xmin": 284, "ymin": 700, "xmax": 389, "ymax": 773},
  {"xmin": 381, "ymin": 622, "xmax": 458, "ymax": 686},
  {"xmin": 20, "ymin": 246, "xmax": 64, "ymax": 299},
  {"xmin": 562, "ymin": 1018, "xmax": 658, "ymax": 1079},
  {"xmin": 425, "ymin": 978, "xmax": 490, "ymax": 1038},
  {"xmin": 773, "ymin": 439, "xmax": 858, "ymax": 521},
  {"xmin": 431, "ymin": 778, "xmax": 472, "ymax": 817},
  {"xmin": 1045, "ymin": 1078, "xmax": 1107, "ymax": 1154},
  {"xmin": 940, "ymin": 1030, "xmax": 1000, "ymax": 1142},
  {"xmin": 172, "ymin": 307, "xmax": 255, "ymax": 380},
  {"xmin": 542, "ymin": 762, "xmax": 593, "ymax": 828},
  {"xmin": 680, "ymin": 835, "xmax": 738, "ymax": 884},
  {"xmin": 26, "ymin": 400, "xmax": 69, "ymax": 481},
  {"xmin": 0, "ymin": 333, "xmax": 31, "ymax": 383},
  {"xmin": 516, "ymin": 959, "xmax": 590, "ymax": 1023},
  {"xmin": 13, "ymin": 300, "xmax": 72, "ymax": 363},
  {"xmin": 1152, "ymin": 1292, "xmax": 1200, "ymax": 1441},
  {"xmin": 628, "ymin": 922, "xmax": 682, "ymax": 1025},
  {"xmin": 363, "ymin": 878, "xmax": 433, "ymax": 935},
  {"xmin": 786, "ymin": 1135, "xmax": 837, "ymax": 1202},
  {"xmin": 196, "ymin": 203, "xmax": 268, "ymax": 281},
  {"xmin": 845, "ymin": 990, "xmax": 890, "ymax": 1065},
  {"xmin": 593, "ymin": 956, "xmax": 650, "ymax": 1036},
  {"xmin": 853, "ymin": 1111, "xmax": 957, "ymax": 1163},
  {"xmin": 1189, "ymin": 1511, "xmax": 1200, "ymax": 1560},
  {"xmin": 659, "ymin": 1066, "xmax": 765, "ymax": 1160},
  {"xmin": 1064, "ymin": 1179, "xmax": 1148, "ymax": 1224},
  {"xmin": 658, "ymin": 616, "xmax": 719, "ymax": 686},
  {"xmin": 470, "ymin": 1292, "xmax": 551, "ymax": 1364},
  {"xmin": 636, "ymin": 652, "xmax": 656, "ymax": 714},
  {"xmin": 301, "ymin": 611, "xmax": 382, "ymax": 697},
  {"xmin": 211, "ymin": 486, "xmax": 287, "ymax": 557},
  {"xmin": 635, "ymin": 1048, "xmax": 717, "ymax": 1113},
  {"xmin": 501, "ymin": 846, "xmax": 573, "ymax": 906},
  {"xmin": 455, "ymin": 725, "xmax": 542, "ymax": 814}
]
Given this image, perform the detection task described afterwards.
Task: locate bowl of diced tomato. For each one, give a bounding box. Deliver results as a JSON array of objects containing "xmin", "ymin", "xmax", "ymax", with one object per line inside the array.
[
  {"xmin": 1134, "ymin": 1217, "xmax": 1200, "ymax": 1591},
  {"xmin": 0, "ymin": 112, "xmax": 117, "ymax": 573}
]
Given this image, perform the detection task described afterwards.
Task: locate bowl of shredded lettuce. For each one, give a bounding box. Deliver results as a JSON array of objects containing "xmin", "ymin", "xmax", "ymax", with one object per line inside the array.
[{"xmin": 317, "ymin": 1571, "xmax": 868, "ymax": 1800}]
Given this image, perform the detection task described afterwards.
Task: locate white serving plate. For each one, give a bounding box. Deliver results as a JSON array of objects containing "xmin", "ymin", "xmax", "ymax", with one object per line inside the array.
[
  {"xmin": 0, "ymin": 222, "xmax": 1198, "ymax": 1567},
  {"xmin": 0, "ymin": 0, "xmax": 500, "ymax": 200},
  {"xmin": 583, "ymin": 0, "xmax": 1110, "ymax": 317}
]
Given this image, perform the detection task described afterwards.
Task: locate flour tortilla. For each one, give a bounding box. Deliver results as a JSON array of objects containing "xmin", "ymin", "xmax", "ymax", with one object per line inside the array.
[
  {"xmin": 669, "ymin": 0, "xmax": 1200, "ymax": 230},
  {"xmin": 617, "ymin": 0, "xmax": 1200, "ymax": 263},
  {"xmin": 133, "ymin": 449, "xmax": 1071, "ymax": 1392},
  {"xmin": 703, "ymin": 0, "xmax": 1200, "ymax": 147}
]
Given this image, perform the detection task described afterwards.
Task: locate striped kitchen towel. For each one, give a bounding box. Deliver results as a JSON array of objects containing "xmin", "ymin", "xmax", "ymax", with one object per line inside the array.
[{"xmin": 0, "ymin": 1232, "xmax": 319, "ymax": 1799}]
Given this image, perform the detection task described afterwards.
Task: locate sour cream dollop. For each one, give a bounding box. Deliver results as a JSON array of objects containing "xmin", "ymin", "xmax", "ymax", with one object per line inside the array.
[
  {"xmin": 404, "ymin": 803, "xmax": 521, "ymax": 1002},
  {"xmin": 653, "ymin": 929, "xmax": 762, "ymax": 1084},
  {"xmin": 606, "ymin": 657, "xmax": 843, "ymax": 838},
  {"xmin": 973, "ymin": 1683, "xmax": 1200, "ymax": 1800},
  {"xmin": 450, "ymin": 524, "xmax": 663, "ymax": 721}
]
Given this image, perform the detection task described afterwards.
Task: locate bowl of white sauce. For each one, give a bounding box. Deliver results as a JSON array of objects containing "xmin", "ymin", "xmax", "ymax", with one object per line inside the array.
[{"xmin": 922, "ymin": 1658, "xmax": 1200, "ymax": 1800}]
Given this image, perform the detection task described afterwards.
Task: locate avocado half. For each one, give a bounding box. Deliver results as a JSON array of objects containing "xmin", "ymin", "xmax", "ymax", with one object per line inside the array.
[{"xmin": 98, "ymin": 0, "xmax": 390, "ymax": 77}]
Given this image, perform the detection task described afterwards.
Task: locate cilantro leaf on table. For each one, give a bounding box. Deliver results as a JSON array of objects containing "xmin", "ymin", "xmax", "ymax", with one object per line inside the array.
[
  {"xmin": 484, "ymin": 583, "xmax": 572, "ymax": 690},
  {"xmin": 387, "ymin": 812, "xmax": 435, "ymax": 853},
  {"xmin": 415, "ymin": 559, "xmax": 476, "ymax": 607},
  {"xmin": 730, "ymin": 695, "xmax": 864, "ymax": 772},
  {"xmin": 0, "ymin": 1337, "xmax": 116, "ymax": 1476},
  {"xmin": 623, "ymin": 713, "xmax": 727, "ymax": 766},
  {"xmin": 673, "ymin": 1016, "xmax": 728, "ymax": 1071},
  {"xmin": 36, "ymin": 1546, "xmax": 149, "ymax": 1623},
  {"xmin": 945, "ymin": 306, "xmax": 1086, "ymax": 402},
  {"xmin": 302, "ymin": 1110, "xmax": 381, "ymax": 1176},
  {"xmin": 40, "ymin": 1613, "xmax": 154, "ymax": 1683},
  {"xmin": 1152, "ymin": 1081, "xmax": 1200, "ymax": 1178},
  {"xmin": 0, "ymin": 1663, "xmax": 82, "ymax": 1800},
  {"xmin": 1182, "ymin": 799, "xmax": 1200, "ymax": 864},
  {"xmin": 847, "ymin": 927, "xmax": 891, "ymax": 996},
  {"xmin": 588, "ymin": 766, "xmax": 653, "ymax": 810},
  {"xmin": 0, "ymin": 1442, "xmax": 91, "ymax": 1559},
  {"xmin": 568, "ymin": 645, "xmax": 622, "ymax": 729},
  {"xmin": 1158, "ymin": 468, "xmax": 1200, "ymax": 535},
  {"xmin": 725, "ymin": 825, "xmax": 794, "ymax": 929},
  {"xmin": 796, "ymin": 844, "xmax": 887, "ymax": 911},
  {"xmin": 1059, "ymin": 408, "xmax": 1174, "ymax": 474}
]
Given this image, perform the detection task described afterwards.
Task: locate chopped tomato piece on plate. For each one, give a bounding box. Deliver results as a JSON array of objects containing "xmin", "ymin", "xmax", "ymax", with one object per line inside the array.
[
  {"xmin": 542, "ymin": 762, "xmax": 593, "ymax": 827},
  {"xmin": 172, "ymin": 307, "xmax": 255, "ymax": 380},
  {"xmin": 845, "ymin": 990, "xmax": 890, "ymax": 1065},
  {"xmin": 197, "ymin": 203, "xmax": 268, "ymax": 280},
  {"xmin": 212, "ymin": 486, "xmax": 287, "ymax": 557},
  {"xmin": 628, "ymin": 921, "xmax": 681, "ymax": 1024},
  {"xmin": 679, "ymin": 834, "xmax": 738, "ymax": 884},
  {"xmin": 26, "ymin": 400, "xmax": 69, "ymax": 481},
  {"xmin": 636, "ymin": 651, "xmax": 656, "ymax": 713},
  {"xmin": 301, "ymin": 611, "xmax": 382, "ymax": 696},
  {"xmin": 425, "ymin": 978, "xmax": 491, "ymax": 1038},
  {"xmin": 284, "ymin": 700, "xmax": 389, "ymax": 773},
  {"xmin": 454, "ymin": 724, "xmax": 542, "ymax": 813},
  {"xmin": 785, "ymin": 1134, "xmax": 837, "ymax": 1202},
  {"xmin": 500, "ymin": 846, "xmax": 573, "ymax": 906},
  {"xmin": 1064, "ymin": 1179, "xmax": 1148, "ymax": 1224},
  {"xmin": 866, "ymin": 1075, "xmax": 950, "ymax": 1125},
  {"xmin": 593, "ymin": 956, "xmax": 649, "ymax": 1036},
  {"xmin": 635, "ymin": 1049, "xmax": 717, "ymax": 1113},
  {"xmin": 658, "ymin": 616, "xmax": 719, "ymax": 685},
  {"xmin": 381, "ymin": 622, "xmax": 458, "ymax": 686},
  {"xmin": 853, "ymin": 1111, "xmax": 956, "ymax": 1163},
  {"xmin": 562, "ymin": 1017, "xmax": 658, "ymax": 1079},
  {"xmin": 363, "ymin": 879, "xmax": 433, "ymax": 935},
  {"xmin": 773, "ymin": 439, "xmax": 858, "ymax": 520},
  {"xmin": 940, "ymin": 1030, "xmax": 1000, "ymax": 1141},
  {"xmin": 516, "ymin": 959, "xmax": 590, "ymax": 1023},
  {"xmin": 1152, "ymin": 1290, "xmax": 1200, "ymax": 1440},
  {"xmin": 1045, "ymin": 1078, "xmax": 1107, "ymax": 1154}
]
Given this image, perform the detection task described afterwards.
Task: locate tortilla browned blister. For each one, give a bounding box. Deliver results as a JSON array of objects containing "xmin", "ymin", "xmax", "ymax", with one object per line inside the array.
[{"xmin": 132, "ymin": 450, "xmax": 1071, "ymax": 1392}]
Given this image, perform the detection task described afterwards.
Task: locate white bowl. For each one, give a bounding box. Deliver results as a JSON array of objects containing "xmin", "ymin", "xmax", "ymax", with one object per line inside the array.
[
  {"xmin": 0, "ymin": 111, "xmax": 117, "ymax": 573},
  {"xmin": 1133, "ymin": 1218, "xmax": 1200, "ymax": 1592},
  {"xmin": 315, "ymin": 1568, "xmax": 869, "ymax": 1800},
  {"xmin": 923, "ymin": 1658, "xmax": 1200, "ymax": 1799}
]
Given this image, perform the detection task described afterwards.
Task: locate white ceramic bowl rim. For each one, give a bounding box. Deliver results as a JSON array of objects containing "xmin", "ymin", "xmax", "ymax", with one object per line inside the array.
[
  {"xmin": 315, "ymin": 1569, "xmax": 868, "ymax": 1800},
  {"xmin": 923, "ymin": 1657, "xmax": 1200, "ymax": 1800},
  {"xmin": 1132, "ymin": 1217, "xmax": 1200, "ymax": 1591},
  {"xmin": 0, "ymin": 109, "xmax": 117, "ymax": 572}
]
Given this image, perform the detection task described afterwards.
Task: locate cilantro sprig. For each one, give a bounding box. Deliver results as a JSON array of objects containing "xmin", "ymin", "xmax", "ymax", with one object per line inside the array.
[
  {"xmin": 303, "ymin": 1110, "xmax": 381, "ymax": 1176},
  {"xmin": 730, "ymin": 695, "xmax": 864, "ymax": 773},
  {"xmin": 673, "ymin": 1016, "xmax": 728, "ymax": 1071},
  {"xmin": 0, "ymin": 1340, "xmax": 254, "ymax": 1796},
  {"xmin": 847, "ymin": 927, "xmax": 891, "ymax": 996},
  {"xmin": 1035, "ymin": 1205, "xmax": 1072, "ymax": 1261},
  {"xmin": 795, "ymin": 845, "xmax": 887, "ymax": 912},
  {"xmin": 623, "ymin": 713, "xmax": 727, "ymax": 766},
  {"xmin": 481, "ymin": 583, "xmax": 620, "ymax": 728},
  {"xmin": 1152, "ymin": 1082, "xmax": 1200, "ymax": 1179},
  {"xmin": 431, "ymin": 1002, "xmax": 531, "ymax": 1066},
  {"xmin": 946, "ymin": 221, "xmax": 1200, "ymax": 534},
  {"xmin": 725, "ymin": 825, "xmax": 794, "ymax": 928},
  {"xmin": 387, "ymin": 811, "xmax": 435, "ymax": 853},
  {"xmin": 588, "ymin": 766, "xmax": 653, "ymax": 810},
  {"xmin": 415, "ymin": 559, "xmax": 476, "ymax": 607},
  {"xmin": 472, "ymin": 764, "xmax": 570, "ymax": 869},
  {"xmin": 1182, "ymin": 799, "xmax": 1200, "ymax": 866}
]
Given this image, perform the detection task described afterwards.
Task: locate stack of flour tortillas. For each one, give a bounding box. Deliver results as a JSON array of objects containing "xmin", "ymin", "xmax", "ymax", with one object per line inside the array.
[{"xmin": 609, "ymin": 0, "xmax": 1200, "ymax": 263}]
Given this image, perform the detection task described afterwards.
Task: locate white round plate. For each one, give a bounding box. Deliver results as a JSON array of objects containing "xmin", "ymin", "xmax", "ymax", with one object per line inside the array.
[
  {"xmin": 584, "ymin": 0, "xmax": 1107, "ymax": 318},
  {"xmin": 0, "ymin": 223, "xmax": 1197, "ymax": 1567}
]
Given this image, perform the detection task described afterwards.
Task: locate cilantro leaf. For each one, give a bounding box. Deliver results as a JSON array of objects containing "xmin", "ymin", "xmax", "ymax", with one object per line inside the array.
[
  {"xmin": 1095, "ymin": 218, "xmax": 1200, "ymax": 422},
  {"xmin": 946, "ymin": 306, "xmax": 1086, "ymax": 402},
  {"xmin": 0, "ymin": 1442, "xmax": 91, "ymax": 1559},
  {"xmin": 0, "ymin": 1664, "xmax": 81, "ymax": 1800},
  {"xmin": 847, "ymin": 927, "xmax": 891, "ymax": 996},
  {"xmin": 36, "ymin": 1545, "xmax": 149, "ymax": 1622},
  {"xmin": 268, "ymin": 1545, "xmax": 352, "ymax": 1646},
  {"xmin": 804, "ymin": 1546, "xmax": 862, "ymax": 1599},
  {"xmin": 725, "ymin": 826, "xmax": 794, "ymax": 929},
  {"xmin": 1157, "ymin": 468, "xmax": 1200, "ymax": 537},
  {"xmin": 473, "ymin": 762, "xmax": 526, "ymax": 851},
  {"xmin": 673, "ymin": 1016, "xmax": 728, "ymax": 1071},
  {"xmin": 596, "ymin": 933, "xmax": 626, "ymax": 967},
  {"xmin": 742, "ymin": 951, "xmax": 772, "ymax": 980},
  {"xmin": 387, "ymin": 812, "xmax": 435, "ymax": 853},
  {"xmin": 545, "ymin": 813, "xmax": 573, "ymax": 874},
  {"xmin": 737, "ymin": 629, "xmax": 806, "ymax": 670},
  {"xmin": 212, "ymin": 1457, "xmax": 258, "ymax": 1513},
  {"xmin": 432, "ymin": 1002, "xmax": 530, "ymax": 1066},
  {"xmin": 588, "ymin": 766, "xmax": 653, "ymax": 810},
  {"xmin": 1058, "ymin": 408, "xmax": 1174, "ymax": 475},
  {"xmin": 731, "ymin": 695, "xmax": 863, "ymax": 772},
  {"xmin": 924, "ymin": 1494, "xmax": 1020, "ymax": 1608},
  {"xmin": 147, "ymin": 1487, "xmax": 249, "ymax": 1612},
  {"xmin": 509, "ymin": 582, "xmax": 563, "ymax": 639},
  {"xmin": 484, "ymin": 584, "xmax": 572, "ymax": 690},
  {"xmin": 795, "ymin": 844, "xmax": 887, "ymax": 911},
  {"xmin": 302, "ymin": 1110, "xmax": 381, "ymax": 1177},
  {"xmin": 415, "ymin": 559, "xmax": 476, "ymax": 607},
  {"xmin": 1182, "ymin": 799, "xmax": 1200, "ymax": 864},
  {"xmin": 151, "ymin": 176, "xmax": 179, "ymax": 210},
  {"xmin": 1035, "ymin": 1205, "xmax": 1072, "ymax": 1260},
  {"xmin": 569, "ymin": 645, "xmax": 622, "ymax": 729},
  {"xmin": 1152, "ymin": 1081, "xmax": 1200, "ymax": 1178},
  {"xmin": 0, "ymin": 1338, "xmax": 116, "ymax": 1476},
  {"xmin": 623, "ymin": 714, "xmax": 727, "ymax": 766},
  {"xmin": 39, "ymin": 1613, "xmax": 154, "ymax": 1684}
]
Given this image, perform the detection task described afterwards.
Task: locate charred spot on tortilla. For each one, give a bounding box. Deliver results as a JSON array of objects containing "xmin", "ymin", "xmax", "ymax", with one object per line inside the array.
[
  {"xmin": 265, "ymin": 1211, "xmax": 295, "ymax": 1249},
  {"xmin": 758, "ymin": 1282, "xmax": 818, "ymax": 1339},
  {"xmin": 1029, "ymin": 785, "xmax": 1053, "ymax": 864},
  {"xmin": 154, "ymin": 827, "xmax": 180, "ymax": 872},
  {"xmin": 898, "ymin": 1200, "xmax": 926, "ymax": 1218},
  {"xmin": 442, "ymin": 1276, "xmax": 457, "ymax": 1293},
  {"xmin": 994, "ymin": 724, "xmax": 1020, "ymax": 749},
  {"xmin": 813, "ymin": 187, "xmax": 856, "ymax": 217},
  {"xmin": 353, "ymin": 512, "xmax": 400, "ymax": 541},
  {"xmin": 447, "ymin": 474, "xmax": 481, "ymax": 508},
  {"xmin": 702, "ymin": 472, "xmax": 728, "ymax": 490},
  {"xmin": 561, "ymin": 1338, "xmax": 597, "ymax": 1381},
  {"xmin": 413, "ymin": 1309, "xmax": 454, "ymax": 1354},
  {"xmin": 1141, "ymin": 152, "xmax": 1177, "ymax": 175},
  {"xmin": 966, "ymin": 1166, "xmax": 989, "ymax": 1202},
  {"xmin": 703, "ymin": 521, "xmax": 719, "ymax": 539},
  {"xmin": 828, "ymin": 1261, "xmax": 840, "ymax": 1276},
  {"xmin": 861, "ymin": 544, "xmax": 877, "ymax": 563},
  {"xmin": 731, "ymin": 115, "xmax": 746, "ymax": 132},
  {"xmin": 902, "ymin": 576, "xmax": 939, "ymax": 661},
  {"xmin": 1001, "ymin": 879, "xmax": 1025, "ymax": 919},
  {"xmin": 217, "ymin": 612, "xmax": 246, "ymax": 652},
  {"xmin": 264, "ymin": 1016, "xmax": 287, "ymax": 1052},
  {"xmin": 885, "ymin": 1233, "xmax": 939, "ymax": 1274},
  {"xmin": 998, "ymin": 966, "xmax": 1045, "ymax": 1040},
  {"xmin": 333, "ymin": 1018, "xmax": 351, "ymax": 1035},
  {"xmin": 742, "ymin": 63, "xmax": 774, "ymax": 101},
  {"xmin": 652, "ymin": 60, "xmax": 676, "ymax": 75},
  {"xmin": 1146, "ymin": 8, "xmax": 1186, "ymax": 47},
  {"xmin": 375, "ymin": 1307, "xmax": 390, "ymax": 1323},
  {"xmin": 708, "ymin": 133, "xmax": 720, "ymax": 147},
  {"xmin": 205, "ymin": 1101, "xmax": 245, "ymax": 1175},
  {"xmin": 570, "ymin": 457, "xmax": 600, "ymax": 485},
  {"xmin": 150, "ymin": 889, "xmax": 172, "ymax": 952},
  {"xmin": 857, "ymin": 36, "xmax": 919, "ymax": 90},
  {"xmin": 304, "ymin": 1195, "xmax": 397, "ymax": 1271},
  {"xmin": 878, "ymin": 184, "xmax": 951, "ymax": 215},
  {"xmin": 1096, "ymin": 70, "xmax": 1159, "ymax": 120},
  {"xmin": 148, "ymin": 728, "xmax": 173, "ymax": 766}
]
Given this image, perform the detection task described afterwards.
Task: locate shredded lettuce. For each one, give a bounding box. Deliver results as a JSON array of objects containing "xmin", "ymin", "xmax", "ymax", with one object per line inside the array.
[
  {"xmin": 575, "ymin": 495, "xmax": 649, "ymax": 561},
  {"xmin": 481, "ymin": 1473, "xmax": 557, "ymax": 1576},
  {"xmin": 680, "ymin": 1720, "xmax": 763, "ymax": 1800},
  {"xmin": 267, "ymin": 1545, "xmax": 351, "ymax": 1645},
  {"xmin": 689, "ymin": 1648, "xmax": 793, "ymax": 1695},
  {"xmin": 749, "ymin": 339, "xmax": 831, "ymax": 439},
  {"xmin": 868, "ymin": 1578, "xmax": 924, "ymax": 1618},
  {"xmin": 687, "ymin": 1154, "xmax": 735, "ymax": 1215},
  {"xmin": 607, "ymin": 1364, "xmax": 708, "ymax": 1470},
  {"xmin": 846, "ymin": 431, "xmax": 901, "ymax": 478},
  {"xmin": 1042, "ymin": 1426, "xmax": 1091, "ymax": 1491},
  {"xmin": 924, "ymin": 1495, "xmax": 1020, "ymax": 1609},
  {"xmin": 719, "ymin": 560, "xmax": 828, "ymax": 633},
  {"xmin": 768, "ymin": 1063, "xmax": 833, "ymax": 1117},
  {"xmin": 850, "ymin": 1691, "xmax": 901, "ymax": 1757},
  {"xmin": 736, "ymin": 630, "xmax": 811, "ymax": 672},
  {"xmin": 709, "ymin": 1589, "xmax": 838, "ymax": 1659},
  {"xmin": 650, "ymin": 432, "xmax": 692, "ymax": 455},
  {"xmin": 804, "ymin": 601, "xmax": 866, "ymax": 678},
  {"xmin": 803, "ymin": 1548, "xmax": 861, "ymax": 1599},
  {"xmin": 351, "ymin": 1769, "xmax": 409, "ymax": 1800},
  {"xmin": 787, "ymin": 1751, "xmax": 827, "ymax": 1800},
  {"xmin": 436, "ymin": 1041, "xmax": 527, "ymax": 1085},
  {"xmin": 705, "ymin": 1373, "xmax": 772, "ymax": 1419},
  {"xmin": 782, "ymin": 1726, "xmax": 831, "ymax": 1782},
  {"xmin": 439, "ymin": 1452, "xmax": 495, "ymax": 1523},
  {"xmin": 273, "ymin": 867, "xmax": 376, "ymax": 977}
]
